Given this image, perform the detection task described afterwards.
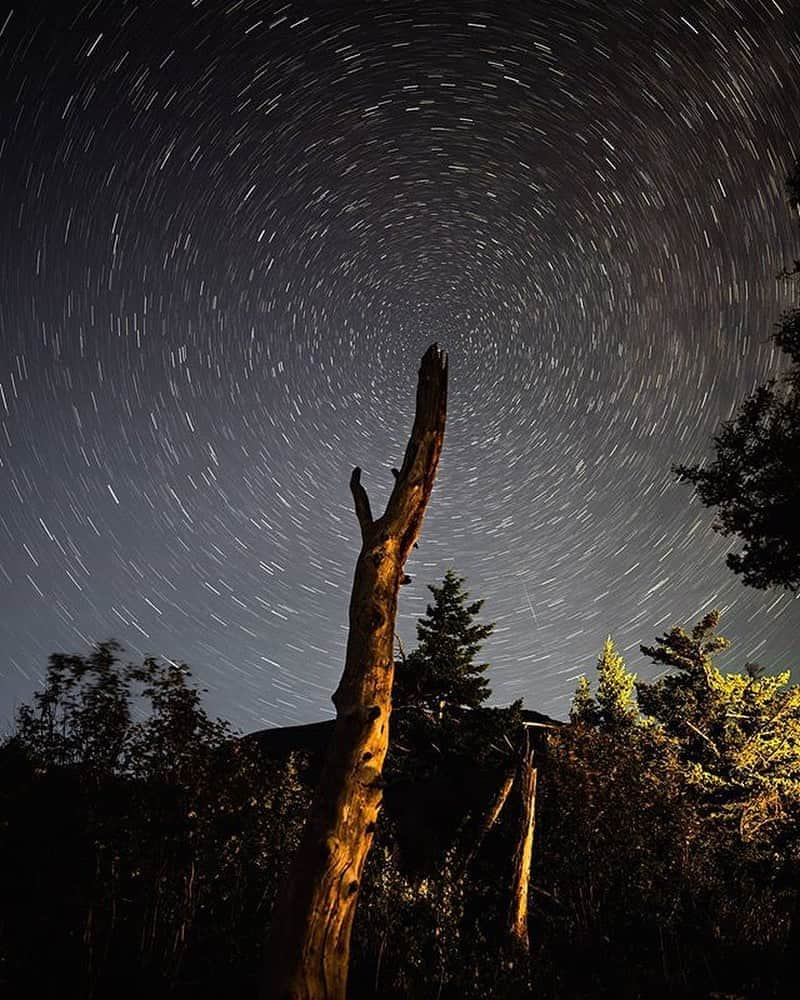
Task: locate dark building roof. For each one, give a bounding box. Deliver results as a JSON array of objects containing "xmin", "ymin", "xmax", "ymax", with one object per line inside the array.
[{"xmin": 242, "ymin": 706, "xmax": 561, "ymax": 758}]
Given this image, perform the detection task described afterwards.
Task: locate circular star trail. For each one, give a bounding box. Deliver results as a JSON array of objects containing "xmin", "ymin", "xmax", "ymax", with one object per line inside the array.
[{"xmin": 1, "ymin": 0, "xmax": 799, "ymax": 729}]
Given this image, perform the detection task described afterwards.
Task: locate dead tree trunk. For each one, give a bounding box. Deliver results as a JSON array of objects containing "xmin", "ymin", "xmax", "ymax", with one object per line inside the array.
[
  {"xmin": 460, "ymin": 765, "xmax": 516, "ymax": 873},
  {"xmin": 507, "ymin": 736, "xmax": 537, "ymax": 959},
  {"xmin": 266, "ymin": 345, "xmax": 448, "ymax": 1000}
]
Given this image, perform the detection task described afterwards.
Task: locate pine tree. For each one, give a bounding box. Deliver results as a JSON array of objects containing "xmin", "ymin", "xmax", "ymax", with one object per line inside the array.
[
  {"xmin": 569, "ymin": 638, "xmax": 636, "ymax": 729},
  {"xmin": 569, "ymin": 675, "xmax": 598, "ymax": 726},
  {"xmin": 636, "ymin": 610, "xmax": 729, "ymax": 759},
  {"xmin": 637, "ymin": 610, "xmax": 800, "ymax": 839},
  {"xmin": 394, "ymin": 569, "xmax": 493, "ymax": 718},
  {"xmin": 596, "ymin": 636, "xmax": 637, "ymax": 729}
]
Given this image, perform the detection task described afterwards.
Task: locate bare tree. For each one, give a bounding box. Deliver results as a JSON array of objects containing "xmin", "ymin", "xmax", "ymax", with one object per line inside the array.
[
  {"xmin": 507, "ymin": 734, "xmax": 537, "ymax": 965},
  {"xmin": 266, "ymin": 345, "xmax": 448, "ymax": 1000}
]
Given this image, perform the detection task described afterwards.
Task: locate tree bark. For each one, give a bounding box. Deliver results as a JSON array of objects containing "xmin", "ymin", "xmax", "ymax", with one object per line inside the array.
[
  {"xmin": 265, "ymin": 345, "xmax": 448, "ymax": 1000},
  {"xmin": 508, "ymin": 738, "xmax": 537, "ymax": 958}
]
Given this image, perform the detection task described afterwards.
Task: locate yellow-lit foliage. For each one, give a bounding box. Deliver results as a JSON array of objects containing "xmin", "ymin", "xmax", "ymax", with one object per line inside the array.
[{"xmin": 638, "ymin": 612, "xmax": 800, "ymax": 840}]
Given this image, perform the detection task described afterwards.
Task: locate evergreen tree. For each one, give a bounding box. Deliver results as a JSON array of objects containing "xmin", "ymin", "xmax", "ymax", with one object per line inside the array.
[
  {"xmin": 638, "ymin": 611, "xmax": 800, "ymax": 839},
  {"xmin": 569, "ymin": 675, "xmax": 598, "ymax": 726},
  {"xmin": 636, "ymin": 610, "xmax": 730, "ymax": 759},
  {"xmin": 394, "ymin": 569, "xmax": 493, "ymax": 718},
  {"xmin": 596, "ymin": 636, "xmax": 637, "ymax": 729},
  {"xmin": 569, "ymin": 637, "xmax": 636, "ymax": 729}
]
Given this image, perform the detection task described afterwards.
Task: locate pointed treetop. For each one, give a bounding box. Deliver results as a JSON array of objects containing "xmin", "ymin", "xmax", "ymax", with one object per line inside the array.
[
  {"xmin": 595, "ymin": 635, "xmax": 637, "ymax": 729},
  {"xmin": 394, "ymin": 569, "xmax": 493, "ymax": 716},
  {"xmin": 570, "ymin": 675, "xmax": 598, "ymax": 726}
]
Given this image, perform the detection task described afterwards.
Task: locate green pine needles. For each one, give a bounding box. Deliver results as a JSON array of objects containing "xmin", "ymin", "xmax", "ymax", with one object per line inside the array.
[
  {"xmin": 570, "ymin": 636, "xmax": 637, "ymax": 730},
  {"xmin": 571, "ymin": 611, "xmax": 800, "ymax": 841},
  {"xmin": 394, "ymin": 569, "xmax": 494, "ymax": 719}
]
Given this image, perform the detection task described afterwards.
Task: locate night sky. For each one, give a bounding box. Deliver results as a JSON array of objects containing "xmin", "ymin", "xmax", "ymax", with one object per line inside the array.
[{"xmin": 1, "ymin": 0, "xmax": 799, "ymax": 732}]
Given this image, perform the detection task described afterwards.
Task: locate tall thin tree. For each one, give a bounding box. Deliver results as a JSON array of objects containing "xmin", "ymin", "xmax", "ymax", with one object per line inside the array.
[{"xmin": 266, "ymin": 345, "xmax": 448, "ymax": 1000}]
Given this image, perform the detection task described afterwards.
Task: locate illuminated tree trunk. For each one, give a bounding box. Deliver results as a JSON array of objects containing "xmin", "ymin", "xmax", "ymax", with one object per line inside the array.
[
  {"xmin": 508, "ymin": 739, "xmax": 537, "ymax": 958},
  {"xmin": 266, "ymin": 345, "xmax": 448, "ymax": 1000}
]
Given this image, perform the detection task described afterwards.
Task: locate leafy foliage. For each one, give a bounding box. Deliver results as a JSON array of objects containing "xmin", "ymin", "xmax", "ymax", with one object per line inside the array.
[
  {"xmin": 675, "ymin": 161, "xmax": 800, "ymax": 591},
  {"xmin": 2, "ymin": 641, "xmax": 310, "ymax": 997},
  {"xmin": 13, "ymin": 640, "xmax": 232, "ymax": 777},
  {"xmin": 538, "ymin": 721, "xmax": 702, "ymax": 997},
  {"xmin": 4, "ymin": 607, "xmax": 800, "ymax": 998},
  {"xmin": 14, "ymin": 640, "xmax": 132, "ymax": 773},
  {"xmin": 549, "ymin": 610, "xmax": 800, "ymax": 996}
]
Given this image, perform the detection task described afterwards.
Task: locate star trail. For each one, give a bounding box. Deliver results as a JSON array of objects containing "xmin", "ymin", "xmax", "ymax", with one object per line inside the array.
[{"xmin": 1, "ymin": 0, "xmax": 799, "ymax": 730}]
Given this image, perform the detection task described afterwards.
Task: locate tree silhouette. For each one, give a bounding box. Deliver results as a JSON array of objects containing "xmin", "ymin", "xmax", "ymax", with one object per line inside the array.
[
  {"xmin": 675, "ymin": 162, "xmax": 800, "ymax": 591},
  {"xmin": 394, "ymin": 569, "xmax": 493, "ymax": 719},
  {"xmin": 13, "ymin": 640, "xmax": 231, "ymax": 777}
]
